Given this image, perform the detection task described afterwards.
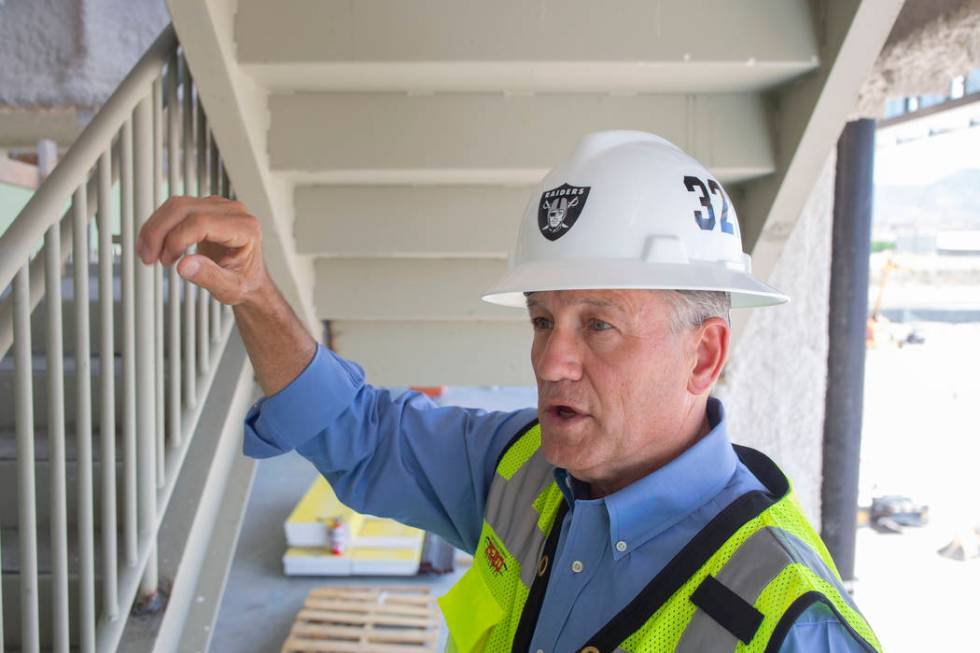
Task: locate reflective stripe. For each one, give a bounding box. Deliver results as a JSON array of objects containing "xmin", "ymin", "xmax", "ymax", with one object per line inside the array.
[
  {"xmin": 484, "ymin": 448, "xmax": 558, "ymax": 587},
  {"xmin": 767, "ymin": 527, "xmax": 858, "ymax": 615},
  {"xmin": 677, "ymin": 527, "xmax": 855, "ymax": 652},
  {"xmin": 676, "ymin": 528, "xmax": 787, "ymax": 652}
]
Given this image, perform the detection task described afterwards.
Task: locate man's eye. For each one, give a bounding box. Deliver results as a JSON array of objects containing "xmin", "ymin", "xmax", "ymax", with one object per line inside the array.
[
  {"xmin": 589, "ymin": 319, "xmax": 613, "ymax": 331},
  {"xmin": 531, "ymin": 317, "xmax": 552, "ymax": 330}
]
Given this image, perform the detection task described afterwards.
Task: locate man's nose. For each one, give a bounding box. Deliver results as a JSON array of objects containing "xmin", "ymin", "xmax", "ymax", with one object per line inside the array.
[{"xmin": 534, "ymin": 327, "xmax": 584, "ymax": 382}]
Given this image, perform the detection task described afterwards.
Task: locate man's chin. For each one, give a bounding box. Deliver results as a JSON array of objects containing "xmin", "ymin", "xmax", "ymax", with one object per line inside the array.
[{"xmin": 539, "ymin": 431, "xmax": 596, "ymax": 472}]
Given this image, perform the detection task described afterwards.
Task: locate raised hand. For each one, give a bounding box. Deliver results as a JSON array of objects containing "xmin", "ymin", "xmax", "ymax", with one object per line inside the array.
[{"xmin": 135, "ymin": 195, "xmax": 269, "ymax": 306}]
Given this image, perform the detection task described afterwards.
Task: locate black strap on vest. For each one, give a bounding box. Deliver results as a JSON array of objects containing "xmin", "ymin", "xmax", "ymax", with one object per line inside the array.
[
  {"xmin": 511, "ymin": 500, "xmax": 569, "ymax": 652},
  {"xmin": 579, "ymin": 488, "xmax": 777, "ymax": 652},
  {"xmin": 689, "ymin": 575, "xmax": 764, "ymax": 644},
  {"xmin": 508, "ymin": 445, "xmax": 790, "ymax": 653}
]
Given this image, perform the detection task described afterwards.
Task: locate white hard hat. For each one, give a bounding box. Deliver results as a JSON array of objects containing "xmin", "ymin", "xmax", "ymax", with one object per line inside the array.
[{"xmin": 481, "ymin": 130, "xmax": 788, "ymax": 309}]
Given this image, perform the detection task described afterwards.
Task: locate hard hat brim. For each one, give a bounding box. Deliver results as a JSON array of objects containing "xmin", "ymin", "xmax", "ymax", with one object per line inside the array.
[{"xmin": 481, "ymin": 259, "xmax": 789, "ymax": 309}]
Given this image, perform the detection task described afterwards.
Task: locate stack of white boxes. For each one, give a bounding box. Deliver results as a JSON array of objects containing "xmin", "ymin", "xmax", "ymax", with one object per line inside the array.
[{"xmin": 283, "ymin": 477, "xmax": 426, "ymax": 576}]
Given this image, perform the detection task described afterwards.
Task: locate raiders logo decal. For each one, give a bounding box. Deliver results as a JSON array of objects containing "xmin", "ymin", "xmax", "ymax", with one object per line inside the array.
[{"xmin": 538, "ymin": 183, "xmax": 591, "ymax": 241}]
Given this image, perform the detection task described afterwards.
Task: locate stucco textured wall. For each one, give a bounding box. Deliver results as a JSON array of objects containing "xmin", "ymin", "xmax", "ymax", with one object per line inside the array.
[
  {"xmin": 717, "ymin": 154, "xmax": 837, "ymax": 526},
  {"xmin": 0, "ymin": 0, "xmax": 169, "ymax": 108},
  {"xmin": 857, "ymin": 0, "xmax": 980, "ymax": 117}
]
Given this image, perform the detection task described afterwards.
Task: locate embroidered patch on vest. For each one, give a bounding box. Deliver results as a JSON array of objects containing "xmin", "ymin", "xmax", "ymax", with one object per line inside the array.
[{"xmin": 484, "ymin": 535, "xmax": 509, "ymax": 576}]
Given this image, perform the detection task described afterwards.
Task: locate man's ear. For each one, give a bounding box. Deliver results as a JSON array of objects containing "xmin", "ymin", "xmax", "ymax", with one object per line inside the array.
[{"xmin": 688, "ymin": 317, "xmax": 730, "ymax": 395}]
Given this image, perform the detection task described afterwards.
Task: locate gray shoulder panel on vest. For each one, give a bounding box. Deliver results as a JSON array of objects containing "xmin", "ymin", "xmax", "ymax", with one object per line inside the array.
[
  {"xmin": 485, "ymin": 449, "xmax": 559, "ymax": 588},
  {"xmin": 675, "ymin": 526, "xmax": 852, "ymax": 653}
]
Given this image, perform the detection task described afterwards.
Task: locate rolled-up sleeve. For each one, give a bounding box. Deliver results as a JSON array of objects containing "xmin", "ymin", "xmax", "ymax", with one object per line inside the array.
[{"xmin": 243, "ymin": 343, "xmax": 537, "ymax": 552}]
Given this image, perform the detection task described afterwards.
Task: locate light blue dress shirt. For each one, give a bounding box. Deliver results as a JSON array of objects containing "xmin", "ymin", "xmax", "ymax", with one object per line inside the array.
[{"xmin": 244, "ymin": 345, "xmax": 871, "ymax": 652}]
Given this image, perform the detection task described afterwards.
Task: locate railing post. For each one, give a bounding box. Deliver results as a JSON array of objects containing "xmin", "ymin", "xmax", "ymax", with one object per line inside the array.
[
  {"xmin": 167, "ymin": 52, "xmax": 183, "ymax": 449},
  {"xmin": 96, "ymin": 149, "xmax": 119, "ymax": 619},
  {"xmin": 14, "ymin": 264, "xmax": 40, "ymax": 652},
  {"xmin": 196, "ymin": 104, "xmax": 210, "ymax": 373},
  {"xmin": 134, "ymin": 95, "xmax": 159, "ymax": 601},
  {"xmin": 153, "ymin": 78, "xmax": 166, "ymax": 488},
  {"xmin": 45, "ymin": 215, "xmax": 70, "ymax": 653},
  {"xmin": 182, "ymin": 60, "xmax": 197, "ymax": 408},
  {"xmin": 210, "ymin": 147, "xmax": 222, "ymax": 338},
  {"xmin": 121, "ymin": 119, "xmax": 139, "ymax": 568},
  {"xmin": 72, "ymin": 185, "xmax": 97, "ymax": 653}
]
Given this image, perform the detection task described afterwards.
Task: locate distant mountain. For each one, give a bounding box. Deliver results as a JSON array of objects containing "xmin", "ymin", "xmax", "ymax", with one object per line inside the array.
[{"xmin": 874, "ymin": 169, "xmax": 980, "ymax": 231}]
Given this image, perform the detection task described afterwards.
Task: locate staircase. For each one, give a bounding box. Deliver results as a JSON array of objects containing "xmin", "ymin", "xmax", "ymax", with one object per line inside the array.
[
  {"xmin": 0, "ymin": 26, "xmax": 257, "ymax": 652},
  {"xmin": 169, "ymin": 0, "xmax": 904, "ymax": 386}
]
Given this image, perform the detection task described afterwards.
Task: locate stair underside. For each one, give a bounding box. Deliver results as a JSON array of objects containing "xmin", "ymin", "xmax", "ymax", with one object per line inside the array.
[{"xmin": 171, "ymin": 0, "xmax": 902, "ymax": 385}]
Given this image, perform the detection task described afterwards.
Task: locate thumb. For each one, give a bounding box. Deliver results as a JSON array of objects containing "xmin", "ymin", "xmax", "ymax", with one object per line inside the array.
[{"xmin": 177, "ymin": 254, "xmax": 241, "ymax": 304}]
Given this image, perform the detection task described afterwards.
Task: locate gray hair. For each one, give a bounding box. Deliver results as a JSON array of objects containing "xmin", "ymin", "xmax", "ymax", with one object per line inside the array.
[
  {"xmin": 523, "ymin": 289, "xmax": 732, "ymax": 332},
  {"xmin": 661, "ymin": 290, "xmax": 731, "ymax": 332}
]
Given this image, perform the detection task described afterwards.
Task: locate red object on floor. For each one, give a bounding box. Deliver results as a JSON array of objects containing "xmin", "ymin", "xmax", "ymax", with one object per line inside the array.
[{"xmin": 411, "ymin": 386, "xmax": 445, "ymax": 399}]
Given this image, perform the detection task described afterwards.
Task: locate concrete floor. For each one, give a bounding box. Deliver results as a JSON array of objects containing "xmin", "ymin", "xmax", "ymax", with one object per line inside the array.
[
  {"xmin": 208, "ymin": 384, "xmax": 539, "ymax": 653},
  {"xmin": 853, "ymin": 320, "xmax": 980, "ymax": 652},
  {"xmin": 210, "ymin": 450, "xmax": 466, "ymax": 653}
]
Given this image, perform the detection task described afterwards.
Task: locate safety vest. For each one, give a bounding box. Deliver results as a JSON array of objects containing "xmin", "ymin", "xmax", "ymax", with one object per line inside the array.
[{"xmin": 438, "ymin": 421, "xmax": 881, "ymax": 653}]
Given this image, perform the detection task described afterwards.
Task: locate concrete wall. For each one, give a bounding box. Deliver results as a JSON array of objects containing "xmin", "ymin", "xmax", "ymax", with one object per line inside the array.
[
  {"xmin": 0, "ymin": 0, "xmax": 169, "ymax": 108},
  {"xmin": 718, "ymin": 155, "xmax": 837, "ymax": 525}
]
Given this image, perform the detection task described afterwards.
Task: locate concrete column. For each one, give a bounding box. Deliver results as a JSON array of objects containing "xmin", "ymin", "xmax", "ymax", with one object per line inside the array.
[{"xmin": 821, "ymin": 118, "xmax": 876, "ymax": 582}]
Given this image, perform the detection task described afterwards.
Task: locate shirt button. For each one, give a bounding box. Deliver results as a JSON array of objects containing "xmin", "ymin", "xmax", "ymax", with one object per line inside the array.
[
  {"xmin": 536, "ymin": 649, "xmax": 545, "ymax": 653},
  {"xmin": 616, "ymin": 540, "xmax": 627, "ymax": 552},
  {"xmin": 571, "ymin": 560, "xmax": 584, "ymax": 573}
]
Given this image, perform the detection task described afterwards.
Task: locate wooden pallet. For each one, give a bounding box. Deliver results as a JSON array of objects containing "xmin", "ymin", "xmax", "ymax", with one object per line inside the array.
[{"xmin": 281, "ymin": 585, "xmax": 441, "ymax": 653}]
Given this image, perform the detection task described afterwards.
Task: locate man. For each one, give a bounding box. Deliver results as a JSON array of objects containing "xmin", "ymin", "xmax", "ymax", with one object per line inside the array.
[{"xmin": 137, "ymin": 131, "xmax": 880, "ymax": 652}]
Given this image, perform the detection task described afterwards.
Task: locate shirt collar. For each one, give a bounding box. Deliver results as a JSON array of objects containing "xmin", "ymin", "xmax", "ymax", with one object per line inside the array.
[{"xmin": 552, "ymin": 397, "xmax": 738, "ymax": 561}]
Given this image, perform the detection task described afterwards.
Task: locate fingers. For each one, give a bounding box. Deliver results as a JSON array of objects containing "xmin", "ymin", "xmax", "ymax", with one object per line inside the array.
[
  {"xmin": 137, "ymin": 196, "xmax": 246, "ymax": 265},
  {"xmin": 177, "ymin": 254, "xmax": 244, "ymax": 305},
  {"xmin": 158, "ymin": 210, "xmax": 259, "ymax": 266}
]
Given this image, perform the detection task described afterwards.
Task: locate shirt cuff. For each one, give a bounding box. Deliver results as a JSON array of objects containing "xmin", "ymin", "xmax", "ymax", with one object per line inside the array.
[{"xmin": 243, "ymin": 344, "xmax": 365, "ymax": 458}]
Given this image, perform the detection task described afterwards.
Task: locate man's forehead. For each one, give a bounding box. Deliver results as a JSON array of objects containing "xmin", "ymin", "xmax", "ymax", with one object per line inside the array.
[{"xmin": 525, "ymin": 289, "xmax": 665, "ymax": 311}]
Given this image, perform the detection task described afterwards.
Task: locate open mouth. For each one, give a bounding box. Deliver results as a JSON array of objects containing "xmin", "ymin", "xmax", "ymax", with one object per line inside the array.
[{"xmin": 549, "ymin": 405, "xmax": 587, "ymax": 420}]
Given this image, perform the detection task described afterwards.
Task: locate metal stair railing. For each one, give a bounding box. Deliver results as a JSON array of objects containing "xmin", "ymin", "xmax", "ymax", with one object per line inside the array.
[{"xmin": 0, "ymin": 24, "xmax": 237, "ymax": 653}]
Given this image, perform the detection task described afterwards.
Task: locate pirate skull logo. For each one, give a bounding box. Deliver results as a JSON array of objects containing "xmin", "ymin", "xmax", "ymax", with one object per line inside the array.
[{"xmin": 537, "ymin": 183, "xmax": 591, "ymax": 241}]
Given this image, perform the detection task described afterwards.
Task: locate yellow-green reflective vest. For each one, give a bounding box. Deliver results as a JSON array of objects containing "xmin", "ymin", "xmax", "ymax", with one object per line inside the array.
[{"xmin": 438, "ymin": 421, "xmax": 881, "ymax": 653}]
